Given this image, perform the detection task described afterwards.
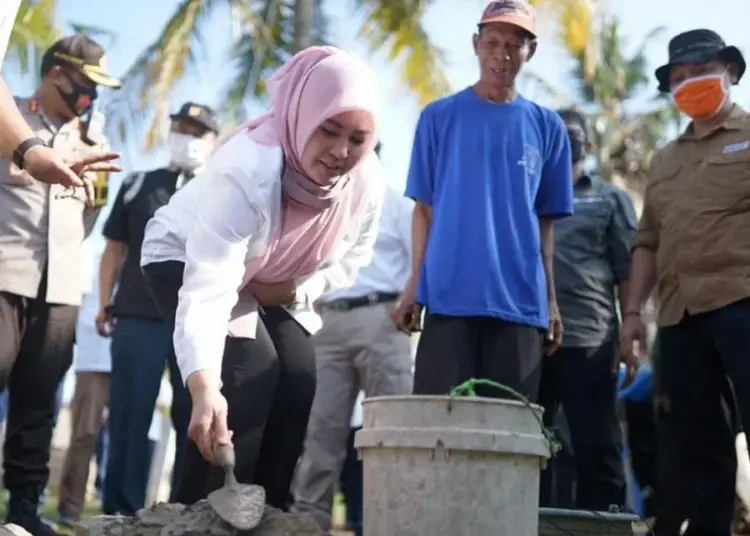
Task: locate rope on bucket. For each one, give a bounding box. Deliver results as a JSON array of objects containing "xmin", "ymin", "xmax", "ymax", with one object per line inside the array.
[
  {"xmin": 448, "ymin": 378, "xmax": 651, "ymax": 535},
  {"xmin": 448, "ymin": 378, "xmax": 562, "ymax": 455}
]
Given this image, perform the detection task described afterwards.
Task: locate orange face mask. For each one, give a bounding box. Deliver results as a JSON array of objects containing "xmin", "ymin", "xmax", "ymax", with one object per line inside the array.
[{"xmin": 671, "ymin": 73, "xmax": 729, "ymax": 119}]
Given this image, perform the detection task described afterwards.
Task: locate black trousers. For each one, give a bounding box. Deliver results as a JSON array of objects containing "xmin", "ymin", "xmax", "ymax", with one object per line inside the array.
[
  {"xmin": 541, "ymin": 408, "xmax": 577, "ymax": 508},
  {"xmin": 142, "ymin": 261, "xmax": 317, "ymax": 508},
  {"xmin": 624, "ymin": 398, "xmax": 657, "ymax": 518},
  {"xmin": 413, "ymin": 313, "xmax": 543, "ymax": 400},
  {"xmin": 0, "ymin": 283, "xmax": 78, "ymax": 498},
  {"xmin": 656, "ymin": 300, "xmax": 750, "ymax": 536},
  {"xmin": 339, "ymin": 426, "xmax": 363, "ymax": 536},
  {"xmin": 537, "ymin": 338, "xmax": 626, "ymax": 510}
]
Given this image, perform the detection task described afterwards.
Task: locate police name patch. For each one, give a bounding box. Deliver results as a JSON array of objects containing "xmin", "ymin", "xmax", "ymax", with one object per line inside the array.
[{"xmin": 722, "ymin": 141, "xmax": 750, "ymax": 154}]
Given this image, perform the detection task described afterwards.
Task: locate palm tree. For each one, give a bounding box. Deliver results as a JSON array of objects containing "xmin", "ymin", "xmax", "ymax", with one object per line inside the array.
[
  {"xmin": 528, "ymin": 0, "xmax": 599, "ymax": 78},
  {"xmin": 6, "ymin": 1, "xmax": 119, "ymax": 86},
  {"xmin": 112, "ymin": 0, "xmax": 451, "ymax": 151},
  {"xmin": 523, "ymin": 15, "xmax": 683, "ymax": 205},
  {"xmin": 5, "ymin": 0, "xmax": 61, "ymax": 82},
  {"xmin": 568, "ymin": 18, "xmax": 684, "ymax": 202}
]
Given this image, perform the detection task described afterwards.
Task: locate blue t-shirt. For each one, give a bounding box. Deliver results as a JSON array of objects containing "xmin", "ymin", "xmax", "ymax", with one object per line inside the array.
[{"xmin": 405, "ymin": 88, "xmax": 573, "ymax": 328}]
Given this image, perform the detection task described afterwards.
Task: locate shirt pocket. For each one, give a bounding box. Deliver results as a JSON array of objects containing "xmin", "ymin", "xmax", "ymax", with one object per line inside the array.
[
  {"xmin": 648, "ymin": 162, "xmax": 682, "ymax": 218},
  {"xmin": 567, "ymin": 198, "xmax": 609, "ymax": 245},
  {"xmin": 703, "ymin": 150, "xmax": 750, "ymax": 210}
]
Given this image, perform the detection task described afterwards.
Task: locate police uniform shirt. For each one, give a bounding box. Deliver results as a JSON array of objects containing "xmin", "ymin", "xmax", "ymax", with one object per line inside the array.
[
  {"xmin": 0, "ymin": 97, "xmax": 109, "ymax": 306},
  {"xmin": 103, "ymin": 168, "xmax": 191, "ymax": 320}
]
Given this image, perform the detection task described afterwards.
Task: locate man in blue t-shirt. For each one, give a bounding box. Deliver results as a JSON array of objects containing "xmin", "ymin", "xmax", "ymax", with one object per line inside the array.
[{"xmin": 392, "ymin": 0, "xmax": 573, "ymax": 401}]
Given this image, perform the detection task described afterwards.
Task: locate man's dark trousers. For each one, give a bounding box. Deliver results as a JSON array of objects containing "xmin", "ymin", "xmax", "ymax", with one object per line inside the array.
[
  {"xmin": 0, "ymin": 277, "xmax": 78, "ymax": 521},
  {"xmin": 537, "ymin": 336, "xmax": 626, "ymax": 510},
  {"xmin": 103, "ymin": 317, "xmax": 190, "ymax": 515},
  {"xmin": 413, "ymin": 313, "xmax": 543, "ymax": 400},
  {"xmin": 657, "ymin": 299, "xmax": 750, "ymax": 536}
]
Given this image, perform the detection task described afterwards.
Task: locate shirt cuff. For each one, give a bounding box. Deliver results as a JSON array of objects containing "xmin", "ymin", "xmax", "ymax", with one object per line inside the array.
[
  {"xmin": 182, "ymin": 366, "xmax": 223, "ymax": 390},
  {"xmin": 633, "ymin": 232, "xmax": 658, "ymax": 251}
]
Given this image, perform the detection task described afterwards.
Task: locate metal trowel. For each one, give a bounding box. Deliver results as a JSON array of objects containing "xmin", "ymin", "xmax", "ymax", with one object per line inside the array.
[{"xmin": 207, "ymin": 443, "xmax": 266, "ymax": 530}]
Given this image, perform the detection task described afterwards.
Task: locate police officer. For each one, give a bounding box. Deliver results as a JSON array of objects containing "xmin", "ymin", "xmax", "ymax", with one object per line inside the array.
[
  {"xmin": 537, "ymin": 109, "xmax": 637, "ymax": 511},
  {"xmin": 97, "ymin": 102, "xmax": 219, "ymax": 515},
  {"xmin": 0, "ymin": 34, "xmax": 120, "ymax": 534}
]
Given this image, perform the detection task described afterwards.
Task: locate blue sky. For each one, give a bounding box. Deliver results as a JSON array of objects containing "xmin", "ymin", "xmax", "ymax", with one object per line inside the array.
[{"xmin": 2, "ymin": 0, "xmax": 748, "ymax": 232}]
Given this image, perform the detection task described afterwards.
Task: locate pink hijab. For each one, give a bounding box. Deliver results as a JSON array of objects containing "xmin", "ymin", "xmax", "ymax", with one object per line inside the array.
[{"xmin": 225, "ymin": 46, "xmax": 380, "ymax": 286}]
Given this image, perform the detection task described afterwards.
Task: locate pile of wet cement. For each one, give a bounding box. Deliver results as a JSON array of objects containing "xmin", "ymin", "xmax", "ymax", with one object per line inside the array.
[{"xmin": 77, "ymin": 500, "xmax": 325, "ymax": 536}]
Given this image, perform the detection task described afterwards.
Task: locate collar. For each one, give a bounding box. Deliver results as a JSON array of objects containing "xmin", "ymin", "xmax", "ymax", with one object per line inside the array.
[
  {"xmin": 680, "ymin": 104, "xmax": 747, "ymax": 141},
  {"xmin": 167, "ymin": 164, "xmax": 202, "ymax": 175},
  {"xmin": 172, "ymin": 166, "xmax": 200, "ymax": 190},
  {"xmin": 27, "ymin": 94, "xmax": 71, "ymax": 130}
]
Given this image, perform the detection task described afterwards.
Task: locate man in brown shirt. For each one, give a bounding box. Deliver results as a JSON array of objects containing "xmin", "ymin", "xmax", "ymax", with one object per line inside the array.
[{"xmin": 620, "ymin": 29, "xmax": 749, "ymax": 536}]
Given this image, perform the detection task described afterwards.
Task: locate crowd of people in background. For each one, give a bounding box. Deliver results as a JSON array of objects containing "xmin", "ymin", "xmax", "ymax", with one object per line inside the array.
[{"xmin": 1, "ymin": 1, "xmax": 750, "ymax": 536}]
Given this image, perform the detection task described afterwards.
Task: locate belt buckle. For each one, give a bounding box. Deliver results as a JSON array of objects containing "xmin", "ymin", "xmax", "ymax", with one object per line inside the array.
[{"xmin": 328, "ymin": 300, "xmax": 348, "ymax": 312}]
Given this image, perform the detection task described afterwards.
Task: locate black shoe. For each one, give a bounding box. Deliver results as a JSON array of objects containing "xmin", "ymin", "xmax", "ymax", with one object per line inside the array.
[{"xmin": 6, "ymin": 491, "xmax": 60, "ymax": 536}]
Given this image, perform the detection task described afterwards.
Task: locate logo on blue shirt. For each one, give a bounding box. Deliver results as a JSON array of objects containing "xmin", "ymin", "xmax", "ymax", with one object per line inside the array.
[{"xmin": 518, "ymin": 144, "xmax": 542, "ymax": 180}]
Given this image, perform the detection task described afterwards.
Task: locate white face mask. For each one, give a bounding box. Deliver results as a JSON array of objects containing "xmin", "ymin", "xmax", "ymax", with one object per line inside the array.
[{"xmin": 167, "ymin": 132, "xmax": 211, "ymax": 171}]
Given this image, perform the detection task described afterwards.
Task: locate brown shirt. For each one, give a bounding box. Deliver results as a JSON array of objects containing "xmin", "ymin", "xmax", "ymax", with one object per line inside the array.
[{"xmin": 635, "ymin": 105, "xmax": 750, "ymax": 326}]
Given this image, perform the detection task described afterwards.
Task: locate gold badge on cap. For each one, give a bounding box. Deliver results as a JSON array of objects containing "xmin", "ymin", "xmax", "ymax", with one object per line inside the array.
[{"xmin": 188, "ymin": 106, "xmax": 201, "ymax": 117}]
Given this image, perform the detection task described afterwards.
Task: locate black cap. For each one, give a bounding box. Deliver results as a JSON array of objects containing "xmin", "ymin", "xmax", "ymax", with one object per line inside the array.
[
  {"xmin": 655, "ymin": 29, "xmax": 745, "ymax": 92},
  {"xmin": 41, "ymin": 34, "xmax": 121, "ymax": 88},
  {"xmin": 169, "ymin": 102, "xmax": 219, "ymax": 134},
  {"xmin": 557, "ymin": 108, "xmax": 588, "ymax": 143}
]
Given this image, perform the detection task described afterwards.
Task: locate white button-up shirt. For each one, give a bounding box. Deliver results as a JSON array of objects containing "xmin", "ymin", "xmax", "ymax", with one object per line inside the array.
[
  {"xmin": 75, "ymin": 239, "xmax": 111, "ymax": 373},
  {"xmin": 141, "ymin": 134, "xmax": 385, "ymax": 385},
  {"xmin": 323, "ymin": 185, "xmax": 413, "ymax": 302}
]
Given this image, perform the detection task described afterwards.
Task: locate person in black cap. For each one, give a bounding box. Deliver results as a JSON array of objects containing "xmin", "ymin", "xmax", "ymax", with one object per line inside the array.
[
  {"xmin": 620, "ymin": 28, "xmax": 750, "ymax": 536},
  {"xmin": 95, "ymin": 102, "xmax": 219, "ymax": 517},
  {"xmin": 0, "ymin": 33, "xmax": 122, "ymax": 535},
  {"xmin": 537, "ymin": 108, "xmax": 637, "ymax": 511}
]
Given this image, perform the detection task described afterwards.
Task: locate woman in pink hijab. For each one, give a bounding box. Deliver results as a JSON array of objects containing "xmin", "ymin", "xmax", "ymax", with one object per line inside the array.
[{"xmin": 139, "ymin": 46, "xmax": 384, "ymax": 506}]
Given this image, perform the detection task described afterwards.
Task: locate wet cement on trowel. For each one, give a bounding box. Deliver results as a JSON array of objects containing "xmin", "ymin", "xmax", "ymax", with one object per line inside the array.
[{"xmin": 77, "ymin": 500, "xmax": 325, "ymax": 536}]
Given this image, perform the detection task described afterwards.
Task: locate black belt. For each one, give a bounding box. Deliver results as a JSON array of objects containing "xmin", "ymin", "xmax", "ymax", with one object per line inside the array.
[{"xmin": 323, "ymin": 292, "xmax": 400, "ymax": 312}]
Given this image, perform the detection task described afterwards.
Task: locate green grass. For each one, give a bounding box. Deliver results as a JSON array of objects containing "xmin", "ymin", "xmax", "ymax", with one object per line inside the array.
[{"xmin": 0, "ymin": 495, "xmax": 102, "ymax": 535}]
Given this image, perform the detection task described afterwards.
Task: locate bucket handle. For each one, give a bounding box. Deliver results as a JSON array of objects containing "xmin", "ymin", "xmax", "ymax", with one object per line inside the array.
[{"xmin": 448, "ymin": 378, "xmax": 562, "ymax": 456}]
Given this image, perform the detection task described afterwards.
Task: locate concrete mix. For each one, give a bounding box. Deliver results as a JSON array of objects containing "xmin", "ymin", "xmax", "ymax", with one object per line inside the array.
[{"xmin": 77, "ymin": 500, "xmax": 325, "ymax": 536}]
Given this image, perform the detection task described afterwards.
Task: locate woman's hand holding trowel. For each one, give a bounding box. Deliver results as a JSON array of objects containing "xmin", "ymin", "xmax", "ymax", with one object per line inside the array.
[{"xmin": 186, "ymin": 370, "xmax": 233, "ymax": 462}]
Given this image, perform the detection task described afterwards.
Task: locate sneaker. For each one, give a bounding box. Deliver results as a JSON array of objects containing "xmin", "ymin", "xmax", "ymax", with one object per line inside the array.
[
  {"xmin": 57, "ymin": 513, "xmax": 79, "ymax": 528},
  {"xmin": 6, "ymin": 490, "xmax": 60, "ymax": 536},
  {"xmin": 6, "ymin": 511, "xmax": 60, "ymax": 535}
]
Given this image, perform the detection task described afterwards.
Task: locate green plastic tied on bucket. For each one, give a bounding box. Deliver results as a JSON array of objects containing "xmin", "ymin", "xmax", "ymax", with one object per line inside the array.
[{"xmin": 448, "ymin": 378, "xmax": 562, "ymax": 456}]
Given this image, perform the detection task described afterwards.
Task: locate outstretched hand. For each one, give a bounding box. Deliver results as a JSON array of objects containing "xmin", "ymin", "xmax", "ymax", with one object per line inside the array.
[{"xmin": 23, "ymin": 147, "xmax": 121, "ymax": 206}]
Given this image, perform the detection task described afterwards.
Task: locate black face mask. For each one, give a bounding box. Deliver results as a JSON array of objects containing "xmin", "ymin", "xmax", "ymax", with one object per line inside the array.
[
  {"xmin": 566, "ymin": 125, "xmax": 586, "ymax": 164},
  {"xmin": 570, "ymin": 137, "xmax": 584, "ymax": 163},
  {"xmin": 56, "ymin": 75, "xmax": 97, "ymax": 117}
]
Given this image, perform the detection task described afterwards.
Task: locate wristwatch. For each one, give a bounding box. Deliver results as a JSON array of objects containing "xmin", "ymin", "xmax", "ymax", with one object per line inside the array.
[{"xmin": 12, "ymin": 137, "xmax": 48, "ymax": 170}]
